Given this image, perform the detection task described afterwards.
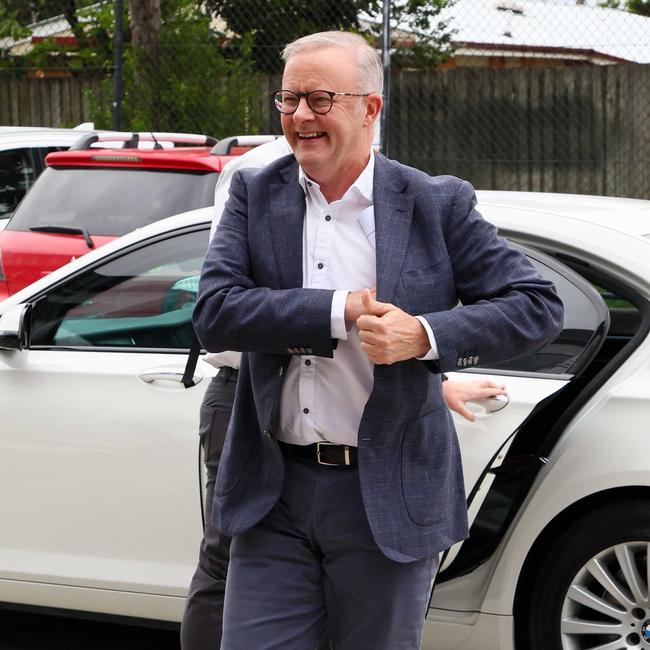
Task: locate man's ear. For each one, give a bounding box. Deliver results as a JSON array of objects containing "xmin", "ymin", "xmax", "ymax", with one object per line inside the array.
[{"xmin": 363, "ymin": 93, "xmax": 383, "ymax": 127}]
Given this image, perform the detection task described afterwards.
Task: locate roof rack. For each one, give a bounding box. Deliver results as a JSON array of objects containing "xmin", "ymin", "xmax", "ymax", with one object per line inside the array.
[
  {"xmin": 211, "ymin": 135, "xmax": 278, "ymax": 155},
  {"xmin": 69, "ymin": 131, "xmax": 218, "ymax": 151}
]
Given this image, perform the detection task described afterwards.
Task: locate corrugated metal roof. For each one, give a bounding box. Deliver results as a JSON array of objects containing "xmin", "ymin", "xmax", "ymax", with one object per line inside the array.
[
  {"xmin": 364, "ymin": 0, "xmax": 650, "ymax": 64},
  {"xmin": 446, "ymin": 0, "xmax": 650, "ymax": 63}
]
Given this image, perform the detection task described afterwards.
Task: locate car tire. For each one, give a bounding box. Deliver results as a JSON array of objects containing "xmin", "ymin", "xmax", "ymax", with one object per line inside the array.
[{"xmin": 526, "ymin": 499, "xmax": 650, "ymax": 650}]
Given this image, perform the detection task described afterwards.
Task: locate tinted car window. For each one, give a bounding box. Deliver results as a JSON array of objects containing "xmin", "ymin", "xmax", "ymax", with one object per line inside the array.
[
  {"xmin": 30, "ymin": 228, "xmax": 209, "ymax": 350},
  {"xmin": 481, "ymin": 253, "xmax": 609, "ymax": 376},
  {"xmin": 0, "ymin": 149, "xmax": 35, "ymax": 220},
  {"xmin": 7, "ymin": 168, "xmax": 217, "ymax": 236}
]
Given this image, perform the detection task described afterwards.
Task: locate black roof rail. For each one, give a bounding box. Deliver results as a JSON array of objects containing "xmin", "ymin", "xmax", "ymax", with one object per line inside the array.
[
  {"xmin": 69, "ymin": 131, "xmax": 218, "ymax": 151},
  {"xmin": 211, "ymin": 135, "xmax": 278, "ymax": 155}
]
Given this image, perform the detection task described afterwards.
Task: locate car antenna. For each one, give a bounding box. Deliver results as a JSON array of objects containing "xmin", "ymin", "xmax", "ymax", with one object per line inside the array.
[{"xmin": 151, "ymin": 132, "xmax": 162, "ymax": 149}]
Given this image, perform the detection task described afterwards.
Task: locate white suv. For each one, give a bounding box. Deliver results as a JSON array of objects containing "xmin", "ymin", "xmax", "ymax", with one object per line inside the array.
[{"xmin": 0, "ymin": 123, "xmax": 93, "ymax": 228}]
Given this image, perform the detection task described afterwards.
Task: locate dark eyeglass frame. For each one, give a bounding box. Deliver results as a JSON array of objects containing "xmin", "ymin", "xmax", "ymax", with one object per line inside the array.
[{"xmin": 271, "ymin": 89, "xmax": 371, "ymax": 115}]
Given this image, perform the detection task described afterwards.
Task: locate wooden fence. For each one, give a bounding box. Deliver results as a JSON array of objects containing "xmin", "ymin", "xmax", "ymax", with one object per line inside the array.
[
  {"xmin": 0, "ymin": 73, "xmax": 106, "ymax": 129},
  {"xmin": 1, "ymin": 64, "xmax": 648, "ymax": 199},
  {"xmin": 386, "ymin": 64, "xmax": 650, "ymax": 199}
]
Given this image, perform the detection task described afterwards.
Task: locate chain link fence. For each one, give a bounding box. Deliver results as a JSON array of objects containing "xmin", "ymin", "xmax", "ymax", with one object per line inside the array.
[{"xmin": 1, "ymin": 0, "xmax": 649, "ymax": 198}]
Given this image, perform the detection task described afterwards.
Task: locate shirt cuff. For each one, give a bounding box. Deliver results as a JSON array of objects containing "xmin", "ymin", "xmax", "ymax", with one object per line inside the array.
[
  {"xmin": 415, "ymin": 316, "xmax": 439, "ymax": 361},
  {"xmin": 331, "ymin": 290, "xmax": 349, "ymax": 340}
]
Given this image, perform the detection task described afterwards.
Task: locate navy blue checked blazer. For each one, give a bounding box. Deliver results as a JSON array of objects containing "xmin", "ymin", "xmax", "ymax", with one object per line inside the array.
[{"xmin": 193, "ymin": 153, "xmax": 563, "ymax": 562}]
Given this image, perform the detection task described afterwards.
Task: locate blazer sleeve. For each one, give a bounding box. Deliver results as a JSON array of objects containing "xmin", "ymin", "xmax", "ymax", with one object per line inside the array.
[
  {"xmin": 192, "ymin": 170, "xmax": 337, "ymax": 357},
  {"xmin": 419, "ymin": 179, "xmax": 564, "ymax": 373}
]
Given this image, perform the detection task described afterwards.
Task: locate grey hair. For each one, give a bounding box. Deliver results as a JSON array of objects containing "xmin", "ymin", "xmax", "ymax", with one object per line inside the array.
[{"xmin": 282, "ymin": 31, "xmax": 383, "ymax": 95}]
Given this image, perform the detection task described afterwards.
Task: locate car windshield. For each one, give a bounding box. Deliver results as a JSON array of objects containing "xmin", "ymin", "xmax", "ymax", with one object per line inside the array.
[{"xmin": 7, "ymin": 167, "xmax": 217, "ymax": 236}]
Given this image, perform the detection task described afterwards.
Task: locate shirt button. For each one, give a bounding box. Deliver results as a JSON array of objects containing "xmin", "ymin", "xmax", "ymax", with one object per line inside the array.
[
  {"xmin": 305, "ymin": 359, "xmax": 311, "ymax": 366},
  {"xmin": 317, "ymin": 263, "xmax": 324, "ymax": 269},
  {"xmin": 303, "ymin": 407, "xmax": 310, "ymax": 414},
  {"xmin": 325, "ymin": 215, "xmax": 331, "ymax": 221}
]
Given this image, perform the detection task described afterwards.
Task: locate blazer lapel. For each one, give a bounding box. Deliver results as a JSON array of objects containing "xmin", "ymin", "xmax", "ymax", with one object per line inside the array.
[
  {"xmin": 269, "ymin": 160, "xmax": 305, "ymax": 289},
  {"xmin": 374, "ymin": 155, "xmax": 414, "ymax": 304}
]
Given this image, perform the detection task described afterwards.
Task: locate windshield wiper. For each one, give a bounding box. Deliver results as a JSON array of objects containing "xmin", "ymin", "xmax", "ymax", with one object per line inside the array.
[{"xmin": 29, "ymin": 225, "xmax": 95, "ymax": 249}]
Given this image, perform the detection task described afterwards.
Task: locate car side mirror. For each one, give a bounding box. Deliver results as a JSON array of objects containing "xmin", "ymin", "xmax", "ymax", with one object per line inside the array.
[{"xmin": 0, "ymin": 304, "xmax": 31, "ymax": 350}]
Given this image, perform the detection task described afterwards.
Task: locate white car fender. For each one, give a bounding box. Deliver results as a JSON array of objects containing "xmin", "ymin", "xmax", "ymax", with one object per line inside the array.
[{"xmin": 480, "ymin": 354, "xmax": 650, "ymax": 616}]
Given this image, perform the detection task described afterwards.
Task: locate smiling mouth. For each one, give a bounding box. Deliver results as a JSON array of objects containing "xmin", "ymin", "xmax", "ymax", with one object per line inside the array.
[{"xmin": 297, "ymin": 132, "xmax": 326, "ymax": 140}]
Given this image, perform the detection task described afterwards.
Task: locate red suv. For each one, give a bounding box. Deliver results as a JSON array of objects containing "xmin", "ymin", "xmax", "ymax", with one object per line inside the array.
[{"xmin": 0, "ymin": 132, "xmax": 275, "ymax": 301}]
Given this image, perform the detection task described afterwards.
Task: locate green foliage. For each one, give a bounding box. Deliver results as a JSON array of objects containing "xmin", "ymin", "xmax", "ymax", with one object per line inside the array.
[
  {"xmin": 365, "ymin": 0, "xmax": 455, "ymax": 68},
  {"xmin": 0, "ymin": 5, "xmax": 30, "ymax": 40},
  {"xmin": 599, "ymin": 0, "xmax": 650, "ymax": 15},
  {"xmin": 205, "ymin": 0, "xmax": 361, "ymax": 72},
  {"xmin": 626, "ymin": 0, "xmax": 650, "ymax": 16},
  {"xmin": 205, "ymin": 0, "xmax": 455, "ymax": 72},
  {"xmin": 0, "ymin": 1, "xmax": 117, "ymax": 71},
  {"xmin": 91, "ymin": 0, "xmax": 263, "ymax": 136}
]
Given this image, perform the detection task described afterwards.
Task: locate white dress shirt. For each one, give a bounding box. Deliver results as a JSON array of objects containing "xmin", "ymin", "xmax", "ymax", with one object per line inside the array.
[{"xmin": 278, "ymin": 151, "xmax": 379, "ymax": 447}]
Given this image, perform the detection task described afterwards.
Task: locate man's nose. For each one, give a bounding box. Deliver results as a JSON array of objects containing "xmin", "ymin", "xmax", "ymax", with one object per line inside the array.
[{"xmin": 292, "ymin": 96, "xmax": 315, "ymax": 122}]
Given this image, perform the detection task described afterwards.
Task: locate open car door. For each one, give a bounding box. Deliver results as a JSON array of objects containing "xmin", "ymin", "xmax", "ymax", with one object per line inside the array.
[{"xmin": 439, "ymin": 244, "xmax": 610, "ymax": 574}]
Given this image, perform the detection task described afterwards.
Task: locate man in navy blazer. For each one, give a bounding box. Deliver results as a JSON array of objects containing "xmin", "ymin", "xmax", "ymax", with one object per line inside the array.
[{"xmin": 193, "ymin": 31, "xmax": 563, "ymax": 650}]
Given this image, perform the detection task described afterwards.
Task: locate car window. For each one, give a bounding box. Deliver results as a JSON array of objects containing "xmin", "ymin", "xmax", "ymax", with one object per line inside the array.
[
  {"xmin": 478, "ymin": 248, "xmax": 609, "ymax": 376},
  {"xmin": 0, "ymin": 149, "xmax": 36, "ymax": 220},
  {"xmin": 7, "ymin": 167, "xmax": 218, "ymax": 236},
  {"xmin": 30, "ymin": 228, "xmax": 209, "ymax": 351}
]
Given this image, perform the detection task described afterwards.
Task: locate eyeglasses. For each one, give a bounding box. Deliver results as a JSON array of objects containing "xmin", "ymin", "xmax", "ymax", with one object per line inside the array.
[{"xmin": 271, "ymin": 89, "xmax": 371, "ymax": 115}]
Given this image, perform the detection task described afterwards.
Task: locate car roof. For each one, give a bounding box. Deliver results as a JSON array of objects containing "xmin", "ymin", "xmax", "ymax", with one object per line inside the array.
[
  {"xmin": 477, "ymin": 190, "xmax": 650, "ymax": 239},
  {"xmin": 0, "ymin": 126, "xmax": 94, "ymax": 150}
]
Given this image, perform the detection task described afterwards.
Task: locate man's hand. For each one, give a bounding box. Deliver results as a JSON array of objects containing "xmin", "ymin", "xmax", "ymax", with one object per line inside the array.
[
  {"xmin": 356, "ymin": 289, "xmax": 430, "ymax": 364},
  {"xmin": 344, "ymin": 288, "xmax": 376, "ymax": 323},
  {"xmin": 443, "ymin": 379, "xmax": 507, "ymax": 422}
]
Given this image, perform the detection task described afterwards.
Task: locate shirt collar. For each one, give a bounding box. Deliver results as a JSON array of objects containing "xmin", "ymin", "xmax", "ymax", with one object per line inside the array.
[{"xmin": 298, "ymin": 148, "xmax": 375, "ymax": 205}]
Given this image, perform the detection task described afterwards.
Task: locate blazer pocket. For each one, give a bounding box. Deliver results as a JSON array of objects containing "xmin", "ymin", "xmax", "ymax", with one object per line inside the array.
[
  {"xmin": 400, "ymin": 405, "xmax": 456, "ymax": 527},
  {"xmin": 399, "ymin": 261, "xmax": 453, "ymax": 315}
]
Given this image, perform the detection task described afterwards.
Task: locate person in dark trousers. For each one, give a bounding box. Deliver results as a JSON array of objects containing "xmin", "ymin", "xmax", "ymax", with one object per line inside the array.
[
  {"xmin": 183, "ymin": 115, "xmax": 517, "ymax": 647},
  {"xmin": 193, "ymin": 29, "xmax": 562, "ymax": 647}
]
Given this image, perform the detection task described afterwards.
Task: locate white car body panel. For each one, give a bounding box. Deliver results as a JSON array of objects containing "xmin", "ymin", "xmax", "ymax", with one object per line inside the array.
[
  {"xmin": 425, "ymin": 356, "xmax": 650, "ymax": 649},
  {"xmin": 0, "ymin": 347, "xmax": 214, "ymax": 598},
  {"xmin": 448, "ymin": 371, "xmax": 568, "ymax": 496}
]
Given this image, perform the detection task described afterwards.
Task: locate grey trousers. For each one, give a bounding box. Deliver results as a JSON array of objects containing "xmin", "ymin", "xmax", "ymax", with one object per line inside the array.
[
  {"xmin": 180, "ymin": 370, "xmax": 236, "ymax": 650},
  {"xmin": 221, "ymin": 455, "xmax": 439, "ymax": 650},
  {"xmin": 180, "ymin": 371, "xmax": 332, "ymax": 650}
]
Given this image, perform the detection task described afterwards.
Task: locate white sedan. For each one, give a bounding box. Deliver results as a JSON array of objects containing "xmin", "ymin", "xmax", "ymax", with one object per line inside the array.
[{"xmin": 0, "ymin": 192, "xmax": 649, "ymax": 650}]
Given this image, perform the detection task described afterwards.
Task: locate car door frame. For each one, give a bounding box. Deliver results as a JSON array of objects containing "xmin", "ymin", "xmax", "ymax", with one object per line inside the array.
[{"xmin": 438, "ymin": 241, "xmax": 612, "ymax": 580}]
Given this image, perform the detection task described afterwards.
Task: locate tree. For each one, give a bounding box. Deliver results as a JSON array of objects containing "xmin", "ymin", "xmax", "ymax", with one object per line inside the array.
[
  {"xmin": 599, "ymin": 0, "xmax": 650, "ymax": 16},
  {"xmin": 89, "ymin": 0, "xmax": 263, "ymax": 136},
  {"xmin": 364, "ymin": 0, "xmax": 455, "ymax": 68},
  {"xmin": 205, "ymin": 0, "xmax": 455, "ymax": 72},
  {"xmin": 127, "ymin": 0, "xmax": 162, "ymax": 127},
  {"xmin": 626, "ymin": 0, "xmax": 650, "ymax": 15}
]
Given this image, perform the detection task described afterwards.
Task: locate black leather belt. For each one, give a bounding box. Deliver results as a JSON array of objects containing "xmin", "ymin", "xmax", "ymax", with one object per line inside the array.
[{"xmin": 279, "ymin": 441, "xmax": 358, "ymax": 467}]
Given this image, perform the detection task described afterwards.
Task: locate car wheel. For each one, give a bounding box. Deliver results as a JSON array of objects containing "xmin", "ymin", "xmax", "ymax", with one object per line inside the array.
[{"xmin": 526, "ymin": 500, "xmax": 650, "ymax": 650}]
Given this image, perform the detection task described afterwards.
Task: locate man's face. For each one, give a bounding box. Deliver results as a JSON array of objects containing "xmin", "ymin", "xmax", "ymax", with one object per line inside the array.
[{"xmin": 281, "ymin": 46, "xmax": 379, "ymax": 189}]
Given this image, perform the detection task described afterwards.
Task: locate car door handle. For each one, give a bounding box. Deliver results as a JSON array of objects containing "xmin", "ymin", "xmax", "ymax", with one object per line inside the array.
[
  {"xmin": 470, "ymin": 394, "xmax": 509, "ymax": 413},
  {"xmin": 138, "ymin": 368, "xmax": 204, "ymax": 385}
]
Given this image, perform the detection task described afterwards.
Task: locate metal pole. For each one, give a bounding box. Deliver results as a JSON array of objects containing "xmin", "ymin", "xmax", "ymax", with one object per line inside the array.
[
  {"xmin": 380, "ymin": 0, "xmax": 391, "ymax": 157},
  {"xmin": 112, "ymin": 0, "xmax": 123, "ymax": 130}
]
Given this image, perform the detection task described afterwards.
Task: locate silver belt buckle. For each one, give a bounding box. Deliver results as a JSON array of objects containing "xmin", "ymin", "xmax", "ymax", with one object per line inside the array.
[{"xmin": 316, "ymin": 442, "xmax": 350, "ymax": 466}]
